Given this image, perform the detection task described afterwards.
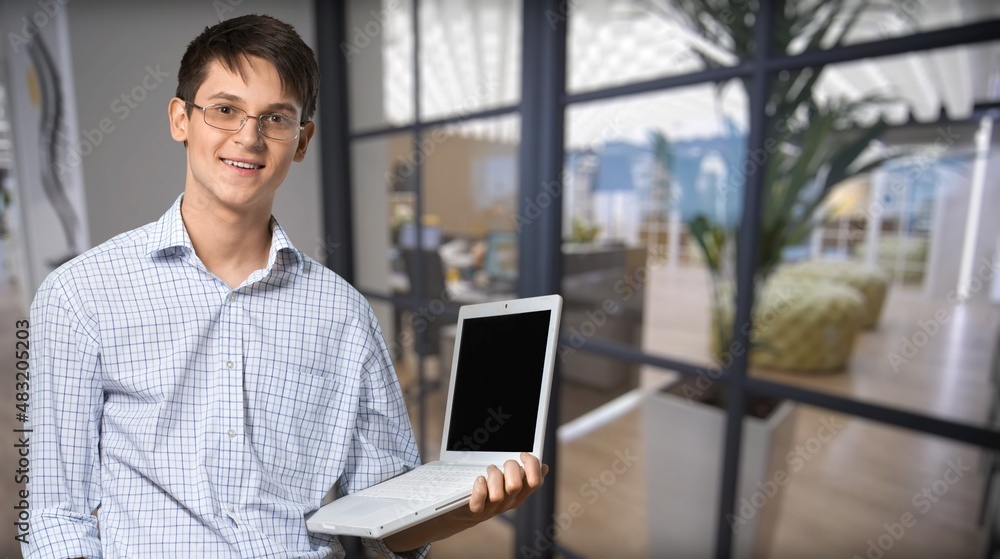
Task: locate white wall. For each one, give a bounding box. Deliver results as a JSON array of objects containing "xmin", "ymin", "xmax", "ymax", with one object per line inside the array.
[
  {"xmin": 925, "ymin": 146, "xmax": 1000, "ymax": 303},
  {"xmin": 66, "ymin": 0, "xmax": 322, "ymax": 254}
]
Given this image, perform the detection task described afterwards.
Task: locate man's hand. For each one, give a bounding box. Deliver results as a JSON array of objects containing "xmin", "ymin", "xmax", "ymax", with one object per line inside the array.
[
  {"xmin": 383, "ymin": 452, "xmax": 550, "ymax": 553},
  {"xmin": 465, "ymin": 452, "xmax": 549, "ymax": 518}
]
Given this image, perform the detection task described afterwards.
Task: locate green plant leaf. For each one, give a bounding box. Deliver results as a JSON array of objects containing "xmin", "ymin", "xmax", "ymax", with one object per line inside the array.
[{"xmin": 688, "ymin": 214, "xmax": 726, "ymax": 274}]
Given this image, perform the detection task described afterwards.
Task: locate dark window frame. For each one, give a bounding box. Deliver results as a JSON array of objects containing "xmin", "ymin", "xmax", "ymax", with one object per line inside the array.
[{"xmin": 315, "ymin": 1, "xmax": 1000, "ymax": 557}]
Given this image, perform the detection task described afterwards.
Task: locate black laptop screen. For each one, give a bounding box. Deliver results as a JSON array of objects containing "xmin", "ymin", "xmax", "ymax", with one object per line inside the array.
[{"xmin": 445, "ymin": 309, "xmax": 551, "ymax": 453}]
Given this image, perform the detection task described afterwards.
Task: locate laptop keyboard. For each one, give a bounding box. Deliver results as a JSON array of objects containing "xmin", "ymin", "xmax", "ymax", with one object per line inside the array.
[{"xmin": 358, "ymin": 464, "xmax": 487, "ymax": 502}]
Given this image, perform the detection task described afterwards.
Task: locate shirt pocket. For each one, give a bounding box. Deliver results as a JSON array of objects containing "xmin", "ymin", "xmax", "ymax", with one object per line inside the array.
[{"xmin": 248, "ymin": 366, "xmax": 357, "ymax": 503}]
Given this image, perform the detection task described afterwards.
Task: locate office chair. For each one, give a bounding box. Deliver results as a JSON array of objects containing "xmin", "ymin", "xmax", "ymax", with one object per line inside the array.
[{"xmin": 401, "ymin": 248, "xmax": 453, "ymax": 357}]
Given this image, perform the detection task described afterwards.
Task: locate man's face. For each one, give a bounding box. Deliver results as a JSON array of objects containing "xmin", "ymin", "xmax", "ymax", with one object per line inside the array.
[{"xmin": 168, "ymin": 55, "xmax": 314, "ymax": 215}]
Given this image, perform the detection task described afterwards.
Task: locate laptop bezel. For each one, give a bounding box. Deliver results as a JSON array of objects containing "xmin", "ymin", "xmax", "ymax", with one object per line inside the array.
[{"xmin": 437, "ymin": 294, "xmax": 562, "ymax": 467}]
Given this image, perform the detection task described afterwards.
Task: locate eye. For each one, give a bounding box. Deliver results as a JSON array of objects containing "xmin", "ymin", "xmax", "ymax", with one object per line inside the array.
[
  {"xmin": 265, "ymin": 114, "xmax": 293, "ymax": 126},
  {"xmin": 214, "ymin": 105, "xmax": 237, "ymax": 116}
]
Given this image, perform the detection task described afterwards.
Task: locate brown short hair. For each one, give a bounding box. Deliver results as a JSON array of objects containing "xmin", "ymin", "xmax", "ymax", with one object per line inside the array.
[{"xmin": 176, "ymin": 14, "xmax": 319, "ymax": 122}]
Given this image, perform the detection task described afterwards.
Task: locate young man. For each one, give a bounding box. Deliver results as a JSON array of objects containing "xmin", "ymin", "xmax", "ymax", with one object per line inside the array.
[{"xmin": 25, "ymin": 14, "xmax": 546, "ymax": 559}]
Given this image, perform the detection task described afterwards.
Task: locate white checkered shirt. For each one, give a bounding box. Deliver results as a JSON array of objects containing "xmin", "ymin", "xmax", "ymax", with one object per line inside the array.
[{"xmin": 25, "ymin": 193, "xmax": 427, "ymax": 559}]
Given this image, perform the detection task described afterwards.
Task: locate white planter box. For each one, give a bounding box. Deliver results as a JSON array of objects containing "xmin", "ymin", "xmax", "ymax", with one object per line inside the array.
[{"xmin": 644, "ymin": 384, "xmax": 797, "ymax": 559}]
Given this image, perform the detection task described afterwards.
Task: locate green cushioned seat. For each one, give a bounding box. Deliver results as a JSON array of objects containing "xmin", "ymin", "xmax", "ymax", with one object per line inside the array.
[
  {"xmin": 713, "ymin": 277, "xmax": 867, "ymax": 373},
  {"xmin": 776, "ymin": 260, "xmax": 890, "ymax": 329}
]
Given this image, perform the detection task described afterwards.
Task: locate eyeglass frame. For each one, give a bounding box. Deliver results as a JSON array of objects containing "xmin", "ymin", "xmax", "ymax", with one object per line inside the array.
[{"xmin": 184, "ymin": 101, "xmax": 306, "ymax": 141}]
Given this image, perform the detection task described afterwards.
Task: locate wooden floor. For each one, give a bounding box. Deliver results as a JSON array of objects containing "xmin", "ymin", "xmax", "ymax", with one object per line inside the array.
[{"xmin": 1, "ymin": 260, "xmax": 996, "ymax": 558}]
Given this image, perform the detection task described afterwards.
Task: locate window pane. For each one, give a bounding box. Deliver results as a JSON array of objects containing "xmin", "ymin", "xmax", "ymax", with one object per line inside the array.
[
  {"xmin": 423, "ymin": 114, "xmax": 520, "ymax": 263},
  {"xmin": 351, "ymin": 132, "xmax": 412, "ymax": 295},
  {"xmin": 746, "ymin": 41, "xmax": 1000, "ymax": 430},
  {"xmin": 568, "ymin": 1, "xmax": 755, "ymax": 94},
  {"xmin": 411, "ymin": 114, "xmax": 520, "ymax": 312},
  {"xmin": 785, "ymin": 0, "xmax": 1000, "ymax": 54},
  {"xmin": 418, "ymin": 0, "xmax": 521, "ymax": 121},
  {"xmin": 347, "ymin": 0, "xmax": 415, "ymax": 130},
  {"xmin": 392, "ymin": 115, "xmax": 521, "ymax": 451},
  {"xmin": 561, "ymin": 80, "xmax": 750, "ymax": 388}
]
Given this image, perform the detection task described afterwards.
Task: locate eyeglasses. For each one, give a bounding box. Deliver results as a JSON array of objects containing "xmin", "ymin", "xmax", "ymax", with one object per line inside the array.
[{"xmin": 185, "ymin": 101, "xmax": 305, "ymax": 141}]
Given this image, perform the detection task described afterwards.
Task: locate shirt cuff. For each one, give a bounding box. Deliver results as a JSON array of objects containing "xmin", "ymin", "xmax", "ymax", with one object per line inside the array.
[{"xmin": 362, "ymin": 538, "xmax": 430, "ymax": 559}]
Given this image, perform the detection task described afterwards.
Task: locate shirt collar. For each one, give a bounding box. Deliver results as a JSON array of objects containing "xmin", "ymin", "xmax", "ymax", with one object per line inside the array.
[
  {"xmin": 145, "ymin": 193, "xmax": 192, "ymax": 256},
  {"xmin": 146, "ymin": 192, "xmax": 303, "ymax": 272}
]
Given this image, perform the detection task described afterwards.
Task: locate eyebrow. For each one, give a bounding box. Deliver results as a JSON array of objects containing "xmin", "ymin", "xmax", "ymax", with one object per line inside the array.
[{"xmin": 206, "ymin": 92, "xmax": 300, "ymax": 117}]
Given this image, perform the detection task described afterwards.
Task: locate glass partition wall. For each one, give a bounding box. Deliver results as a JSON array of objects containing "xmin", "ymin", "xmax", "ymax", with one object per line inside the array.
[{"xmin": 317, "ymin": 1, "xmax": 1000, "ymax": 557}]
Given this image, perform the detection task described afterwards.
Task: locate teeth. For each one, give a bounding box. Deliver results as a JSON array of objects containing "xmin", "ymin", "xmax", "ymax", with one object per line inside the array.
[{"xmin": 223, "ymin": 159, "xmax": 262, "ymax": 170}]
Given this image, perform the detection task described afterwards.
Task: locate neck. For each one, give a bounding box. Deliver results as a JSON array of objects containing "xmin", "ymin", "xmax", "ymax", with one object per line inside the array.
[{"xmin": 179, "ymin": 191, "xmax": 272, "ymax": 281}]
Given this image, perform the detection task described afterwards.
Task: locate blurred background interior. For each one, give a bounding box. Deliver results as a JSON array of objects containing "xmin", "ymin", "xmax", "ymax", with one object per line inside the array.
[{"xmin": 1, "ymin": 0, "xmax": 999, "ymax": 558}]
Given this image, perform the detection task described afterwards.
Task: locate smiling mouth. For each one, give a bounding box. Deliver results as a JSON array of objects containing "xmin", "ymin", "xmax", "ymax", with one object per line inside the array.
[{"xmin": 222, "ymin": 158, "xmax": 264, "ymax": 170}]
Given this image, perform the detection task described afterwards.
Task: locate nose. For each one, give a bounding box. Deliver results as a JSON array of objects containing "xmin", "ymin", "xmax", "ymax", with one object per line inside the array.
[{"xmin": 234, "ymin": 115, "xmax": 264, "ymax": 147}]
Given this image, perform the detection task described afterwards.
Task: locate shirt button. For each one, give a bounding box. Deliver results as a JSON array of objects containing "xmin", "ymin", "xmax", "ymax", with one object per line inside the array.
[
  {"xmin": 226, "ymin": 360, "xmax": 234, "ymax": 369},
  {"xmin": 228, "ymin": 429, "xmax": 236, "ymax": 439},
  {"xmin": 228, "ymin": 293, "xmax": 236, "ymax": 303},
  {"xmin": 226, "ymin": 503, "xmax": 235, "ymax": 513}
]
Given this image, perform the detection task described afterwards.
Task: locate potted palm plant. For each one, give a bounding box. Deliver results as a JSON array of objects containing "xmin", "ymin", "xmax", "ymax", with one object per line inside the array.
[
  {"xmin": 644, "ymin": 1, "xmax": 901, "ymax": 557},
  {"xmin": 679, "ymin": 0, "xmax": 897, "ymax": 356}
]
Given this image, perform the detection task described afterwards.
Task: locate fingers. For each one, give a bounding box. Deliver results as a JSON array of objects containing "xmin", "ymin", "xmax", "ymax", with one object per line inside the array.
[
  {"xmin": 486, "ymin": 465, "xmax": 506, "ymax": 504},
  {"xmin": 521, "ymin": 452, "xmax": 546, "ymax": 489},
  {"xmin": 503, "ymin": 459, "xmax": 524, "ymax": 498},
  {"xmin": 468, "ymin": 476, "xmax": 488, "ymax": 514},
  {"xmin": 471, "ymin": 457, "xmax": 550, "ymax": 518}
]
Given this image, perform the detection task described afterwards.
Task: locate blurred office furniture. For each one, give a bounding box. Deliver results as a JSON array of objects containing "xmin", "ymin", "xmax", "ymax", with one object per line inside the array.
[
  {"xmin": 715, "ymin": 276, "xmax": 867, "ymax": 372},
  {"xmin": 776, "ymin": 260, "xmax": 890, "ymax": 329},
  {"xmin": 397, "ymin": 222, "xmax": 442, "ymax": 251},
  {"xmin": 561, "ymin": 243, "xmax": 646, "ymax": 390},
  {"xmin": 483, "ymin": 230, "xmax": 518, "ymax": 292},
  {"xmin": 434, "ymin": 242, "xmax": 647, "ymax": 392},
  {"xmin": 400, "ymin": 247, "xmax": 451, "ymax": 357},
  {"xmin": 390, "ymin": 218, "xmax": 649, "ymax": 393},
  {"xmin": 391, "ymin": 221, "xmax": 445, "ymax": 358}
]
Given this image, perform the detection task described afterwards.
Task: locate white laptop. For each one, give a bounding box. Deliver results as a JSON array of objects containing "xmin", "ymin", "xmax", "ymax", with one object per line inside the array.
[{"xmin": 306, "ymin": 294, "xmax": 562, "ymax": 540}]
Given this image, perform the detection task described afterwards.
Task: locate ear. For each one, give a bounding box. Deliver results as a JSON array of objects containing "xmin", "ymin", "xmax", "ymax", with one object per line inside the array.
[
  {"xmin": 168, "ymin": 97, "xmax": 189, "ymax": 143},
  {"xmin": 292, "ymin": 121, "xmax": 316, "ymax": 162}
]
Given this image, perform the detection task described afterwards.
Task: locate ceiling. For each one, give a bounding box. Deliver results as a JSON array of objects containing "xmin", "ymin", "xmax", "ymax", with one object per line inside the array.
[{"xmin": 374, "ymin": 0, "xmax": 1000, "ymax": 150}]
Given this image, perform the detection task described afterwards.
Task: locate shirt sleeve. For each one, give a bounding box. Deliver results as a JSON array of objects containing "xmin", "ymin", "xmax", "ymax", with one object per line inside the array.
[
  {"xmin": 338, "ymin": 306, "xmax": 429, "ymax": 559},
  {"xmin": 23, "ymin": 276, "xmax": 104, "ymax": 559}
]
